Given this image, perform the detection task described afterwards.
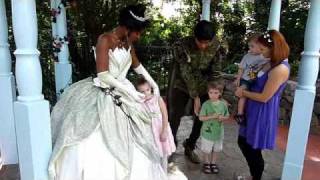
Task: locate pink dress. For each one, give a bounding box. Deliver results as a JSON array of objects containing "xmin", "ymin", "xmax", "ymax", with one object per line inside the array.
[{"xmin": 144, "ymin": 96, "xmax": 176, "ymax": 157}]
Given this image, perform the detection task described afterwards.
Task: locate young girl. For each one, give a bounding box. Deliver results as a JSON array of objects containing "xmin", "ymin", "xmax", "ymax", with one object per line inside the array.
[{"xmin": 136, "ymin": 77, "xmax": 176, "ymax": 172}]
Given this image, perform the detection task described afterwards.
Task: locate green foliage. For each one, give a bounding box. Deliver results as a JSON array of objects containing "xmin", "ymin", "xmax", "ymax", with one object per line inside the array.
[
  {"xmin": 139, "ymin": 13, "xmax": 188, "ymax": 45},
  {"xmin": 5, "ymin": 0, "xmax": 312, "ymax": 105},
  {"xmin": 216, "ymin": 1, "xmax": 247, "ymax": 68},
  {"xmin": 223, "ymin": 63, "xmax": 239, "ymax": 74},
  {"xmin": 251, "ymin": 0, "xmax": 270, "ymax": 31},
  {"xmin": 139, "ymin": 1, "xmax": 199, "ymax": 45},
  {"xmin": 281, "ymin": 0, "xmax": 309, "ymax": 77},
  {"xmin": 37, "ymin": 1, "xmax": 57, "ymax": 104}
]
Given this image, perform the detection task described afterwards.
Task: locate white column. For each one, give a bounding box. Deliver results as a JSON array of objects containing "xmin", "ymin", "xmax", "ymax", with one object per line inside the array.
[
  {"xmin": 282, "ymin": 0, "xmax": 320, "ymax": 179},
  {"xmin": 53, "ymin": 0, "xmax": 72, "ymax": 98},
  {"xmin": 201, "ymin": 0, "xmax": 211, "ymax": 21},
  {"xmin": 0, "ymin": 0, "xmax": 18, "ymax": 165},
  {"xmin": 11, "ymin": 0, "xmax": 52, "ymax": 179},
  {"xmin": 267, "ymin": 0, "xmax": 282, "ymax": 30}
]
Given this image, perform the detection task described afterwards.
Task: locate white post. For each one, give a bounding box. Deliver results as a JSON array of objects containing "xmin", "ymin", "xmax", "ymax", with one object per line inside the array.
[
  {"xmin": 11, "ymin": 0, "xmax": 52, "ymax": 179},
  {"xmin": 267, "ymin": 0, "xmax": 282, "ymax": 30},
  {"xmin": 201, "ymin": 0, "xmax": 211, "ymax": 21},
  {"xmin": 0, "ymin": 0, "xmax": 18, "ymax": 165},
  {"xmin": 53, "ymin": 0, "xmax": 72, "ymax": 98},
  {"xmin": 282, "ymin": 0, "xmax": 320, "ymax": 179}
]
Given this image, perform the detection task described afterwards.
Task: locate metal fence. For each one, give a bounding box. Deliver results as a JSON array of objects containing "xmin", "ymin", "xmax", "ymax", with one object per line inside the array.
[{"xmin": 132, "ymin": 45, "xmax": 174, "ymax": 95}]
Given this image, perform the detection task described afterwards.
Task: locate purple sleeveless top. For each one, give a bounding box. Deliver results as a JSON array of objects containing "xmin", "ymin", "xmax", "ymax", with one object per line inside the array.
[{"xmin": 239, "ymin": 60, "xmax": 290, "ymax": 150}]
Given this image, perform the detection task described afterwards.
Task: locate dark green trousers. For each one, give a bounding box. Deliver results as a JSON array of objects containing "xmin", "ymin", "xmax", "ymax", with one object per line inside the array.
[{"xmin": 167, "ymin": 88, "xmax": 208, "ymax": 150}]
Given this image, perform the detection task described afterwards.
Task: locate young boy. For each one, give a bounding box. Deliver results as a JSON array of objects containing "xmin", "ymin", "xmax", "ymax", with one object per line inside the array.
[
  {"xmin": 199, "ymin": 82, "xmax": 229, "ymax": 174},
  {"xmin": 234, "ymin": 34, "xmax": 268, "ymax": 124}
]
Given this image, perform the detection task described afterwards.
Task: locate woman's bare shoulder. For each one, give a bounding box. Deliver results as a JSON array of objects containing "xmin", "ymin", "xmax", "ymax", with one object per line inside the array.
[
  {"xmin": 97, "ymin": 33, "xmax": 117, "ymax": 48},
  {"xmin": 270, "ymin": 63, "xmax": 289, "ymax": 74},
  {"xmin": 269, "ymin": 63, "xmax": 289, "ymax": 81}
]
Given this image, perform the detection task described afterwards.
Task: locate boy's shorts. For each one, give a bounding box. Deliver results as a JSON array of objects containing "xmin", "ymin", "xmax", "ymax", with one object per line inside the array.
[
  {"xmin": 240, "ymin": 79, "xmax": 252, "ymax": 90},
  {"xmin": 200, "ymin": 137, "xmax": 223, "ymax": 153}
]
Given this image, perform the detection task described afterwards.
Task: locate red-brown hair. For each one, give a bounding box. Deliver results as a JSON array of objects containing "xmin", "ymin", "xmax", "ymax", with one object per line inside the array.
[{"xmin": 257, "ymin": 30, "xmax": 290, "ymax": 67}]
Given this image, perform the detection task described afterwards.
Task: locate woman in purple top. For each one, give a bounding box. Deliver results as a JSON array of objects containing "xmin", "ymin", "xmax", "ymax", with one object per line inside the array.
[{"xmin": 235, "ymin": 30, "xmax": 290, "ymax": 180}]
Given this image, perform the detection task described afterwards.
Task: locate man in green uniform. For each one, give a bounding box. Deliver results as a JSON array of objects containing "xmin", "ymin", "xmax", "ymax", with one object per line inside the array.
[{"xmin": 167, "ymin": 20, "xmax": 223, "ymax": 163}]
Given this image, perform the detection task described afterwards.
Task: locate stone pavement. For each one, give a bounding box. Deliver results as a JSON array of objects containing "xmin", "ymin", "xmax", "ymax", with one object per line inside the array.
[
  {"xmin": 172, "ymin": 116, "xmax": 284, "ymax": 180},
  {"xmin": 0, "ymin": 116, "xmax": 285, "ymax": 180}
]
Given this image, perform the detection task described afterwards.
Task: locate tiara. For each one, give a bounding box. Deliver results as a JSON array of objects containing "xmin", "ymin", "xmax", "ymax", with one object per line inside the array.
[
  {"xmin": 129, "ymin": 10, "xmax": 149, "ymax": 22},
  {"xmin": 263, "ymin": 31, "xmax": 273, "ymax": 43}
]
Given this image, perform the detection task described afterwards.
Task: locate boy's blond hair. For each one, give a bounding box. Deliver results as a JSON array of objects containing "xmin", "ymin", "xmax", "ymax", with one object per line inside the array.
[
  {"xmin": 248, "ymin": 33, "xmax": 261, "ymax": 43},
  {"xmin": 207, "ymin": 81, "xmax": 224, "ymax": 93}
]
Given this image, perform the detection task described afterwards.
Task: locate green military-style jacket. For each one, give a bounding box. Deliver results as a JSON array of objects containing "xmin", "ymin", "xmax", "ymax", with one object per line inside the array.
[{"xmin": 168, "ymin": 36, "xmax": 222, "ymax": 98}]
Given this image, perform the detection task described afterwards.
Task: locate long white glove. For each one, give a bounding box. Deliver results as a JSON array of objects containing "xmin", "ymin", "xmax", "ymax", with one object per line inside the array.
[
  {"xmin": 96, "ymin": 71, "xmax": 145, "ymax": 102},
  {"xmin": 134, "ymin": 64, "xmax": 160, "ymax": 96}
]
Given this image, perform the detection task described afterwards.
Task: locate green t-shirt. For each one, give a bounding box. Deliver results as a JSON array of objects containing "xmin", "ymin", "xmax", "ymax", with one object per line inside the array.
[{"xmin": 200, "ymin": 100, "xmax": 229, "ymax": 141}]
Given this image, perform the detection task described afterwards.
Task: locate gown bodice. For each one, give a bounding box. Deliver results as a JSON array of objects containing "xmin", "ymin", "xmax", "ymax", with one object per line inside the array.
[{"xmin": 107, "ymin": 47, "xmax": 132, "ymax": 81}]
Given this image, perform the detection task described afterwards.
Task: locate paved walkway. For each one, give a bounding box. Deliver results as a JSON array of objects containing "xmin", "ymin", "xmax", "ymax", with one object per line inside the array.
[
  {"xmin": 1, "ymin": 116, "xmax": 319, "ymax": 180},
  {"xmin": 276, "ymin": 125, "xmax": 320, "ymax": 180},
  {"xmin": 172, "ymin": 116, "xmax": 283, "ymax": 180}
]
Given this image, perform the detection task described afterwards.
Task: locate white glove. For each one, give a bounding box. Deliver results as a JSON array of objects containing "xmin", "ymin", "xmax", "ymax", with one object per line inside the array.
[
  {"xmin": 97, "ymin": 71, "xmax": 145, "ymax": 102},
  {"xmin": 133, "ymin": 64, "xmax": 160, "ymax": 96},
  {"xmin": 131, "ymin": 91, "xmax": 146, "ymax": 103}
]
